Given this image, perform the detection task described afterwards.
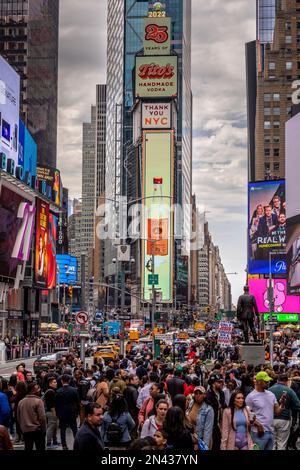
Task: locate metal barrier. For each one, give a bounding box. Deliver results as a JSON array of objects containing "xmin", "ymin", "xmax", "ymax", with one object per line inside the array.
[{"xmin": 5, "ymin": 339, "xmax": 71, "ymax": 362}]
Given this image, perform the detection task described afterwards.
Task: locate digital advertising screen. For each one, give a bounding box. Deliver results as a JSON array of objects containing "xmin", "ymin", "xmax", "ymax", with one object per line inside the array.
[
  {"xmin": 286, "ymin": 112, "xmax": 300, "ymax": 295},
  {"xmin": 248, "ymin": 279, "xmax": 300, "ymax": 314},
  {"xmin": 248, "ymin": 180, "xmax": 286, "ymax": 275},
  {"xmin": 143, "ymin": 16, "xmax": 171, "ymax": 56},
  {"xmin": 0, "ymin": 56, "xmax": 20, "ymax": 176},
  {"xmin": 47, "ymin": 213, "xmax": 57, "ymax": 289},
  {"xmin": 0, "ymin": 184, "xmax": 34, "ymax": 279},
  {"xmin": 142, "ymin": 130, "xmax": 174, "ymax": 303},
  {"xmin": 56, "ymin": 254, "xmax": 77, "ymax": 285},
  {"xmin": 35, "ymin": 199, "xmax": 50, "ymax": 287},
  {"xmin": 18, "ymin": 119, "xmax": 37, "ymax": 181},
  {"xmin": 135, "ymin": 55, "xmax": 178, "ymax": 99},
  {"xmin": 36, "ymin": 165, "xmax": 61, "ymax": 206}
]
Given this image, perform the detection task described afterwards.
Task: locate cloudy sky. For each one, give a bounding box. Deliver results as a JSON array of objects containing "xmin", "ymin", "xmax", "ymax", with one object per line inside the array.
[{"xmin": 57, "ymin": 0, "xmax": 256, "ymax": 304}]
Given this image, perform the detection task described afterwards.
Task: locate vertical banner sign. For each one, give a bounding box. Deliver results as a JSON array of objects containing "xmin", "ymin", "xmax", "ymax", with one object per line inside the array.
[
  {"xmin": 142, "ymin": 131, "xmax": 174, "ymax": 303},
  {"xmin": 135, "ymin": 56, "xmax": 178, "ymax": 99},
  {"xmin": 144, "ymin": 17, "xmax": 171, "ymax": 55},
  {"xmin": 35, "ymin": 199, "xmax": 49, "ymax": 287},
  {"xmin": 47, "ymin": 213, "xmax": 57, "ymax": 289},
  {"xmin": 217, "ymin": 322, "xmax": 234, "ymax": 347}
]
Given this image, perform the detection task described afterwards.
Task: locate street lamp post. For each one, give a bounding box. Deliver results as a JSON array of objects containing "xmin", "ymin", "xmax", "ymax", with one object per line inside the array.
[{"xmin": 268, "ymin": 252, "xmax": 275, "ymax": 367}]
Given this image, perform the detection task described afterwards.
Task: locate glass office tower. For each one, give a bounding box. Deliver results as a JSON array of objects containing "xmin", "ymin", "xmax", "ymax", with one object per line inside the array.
[
  {"xmin": 106, "ymin": 0, "xmax": 192, "ymax": 305},
  {"xmin": 256, "ymin": 0, "xmax": 278, "ymax": 44},
  {"xmin": 0, "ymin": 0, "xmax": 59, "ymax": 168}
]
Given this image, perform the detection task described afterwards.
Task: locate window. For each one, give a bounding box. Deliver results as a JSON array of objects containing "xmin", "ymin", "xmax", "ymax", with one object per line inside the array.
[
  {"xmin": 287, "ymin": 94, "xmax": 292, "ymax": 101},
  {"xmin": 265, "ymin": 148, "xmax": 271, "ymax": 157},
  {"xmin": 274, "ymin": 136, "xmax": 280, "ymax": 144},
  {"xmin": 286, "ymin": 61, "xmax": 293, "ymax": 70},
  {"xmin": 264, "ymin": 136, "xmax": 271, "ymax": 144},
  {"xmin": 273, "ymin": 107, "xmax": 280, "ymax": 115},
  {"xmin": 264, "ymin": 121, "xmax": 271, "ymax": 129},
  {"xmin": 287, "ymin": 106, "xmax": 292, "ymax": 114},
  {"xmin": 264, "ymin": 93, "xmax": 271, "ymax": 102},
  {"xmin": 297, "ymin": 22, "xmax": 300, "ymax": 29},
  {"xmin": 264, "ymin": 108, "xmax": 271, "ymax": 115},
  {"xmin": 273, "ymin": 93, "xmax": 280, "ymax": 101},
  {"xmin": 286, "ymin": 36, "xmax": 292, "ymax": 44},
  {"xmin": 274, "ymin": 121, "xmax": 280, "ymax": 128},
  {"xmin": 298, "ymin": 62, "xmax": 300, "ymax": 69},
  {"xmin": 265, "ymin": 163, "xmax": 271, "ymax": 171},
  {"xmin": 274, "ymin": 163, "xmax": 280, "ymax": 171},
  {"xmin": 286, "ymin": 22, "xmax": 292, "ymax": 31},
  {"xmin": 274, "ymin": 148, "xmax": 280, "ymax": 157},
  {"xmin": 269, "ymin": 62, "xmax": 276, "ymax": 70},
  {"xmin": 287, "ymin": 75, "xmax": 292, "ymax": 80}
]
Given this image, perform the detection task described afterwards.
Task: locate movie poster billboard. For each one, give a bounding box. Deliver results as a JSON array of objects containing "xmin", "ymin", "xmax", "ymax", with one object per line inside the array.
[
  {"xmin": 142, "ymin": 130, "xmax": 174, "ymax": 303},
  {"xmin": 0, "ymin": 184, "xmax": 34, "ymax": 279},
  {"xmin": 286, "ymin": 113, "xmax": 300, "ymax": 294},
  {"xmin": 35, "ymin": 199, "xmax": 49, "ymax": 287},
  {"xmin": 143, "ymin": 17, "xmax": 171, "ymax": 56},
  {"xmin": 248, "ymin": 279, "xmax": 300, "ymax": 314},
  {"xmin": 47, "ymin": 213, "xmax": 57, "ymax": 289},
  {"xmin": 135, "ymin": 56, "xmax": 178, "ymax": 99},
  {"xmin": 0, "ymin": 56, "xmax": 20, "ymax": 177},
  {"xmin": 36, "ymin": 165, "xmax": 61, "ymax": 206},
  {"xmin": 248, "ymin": 180, "xmax": 286, "ymax": 275}
]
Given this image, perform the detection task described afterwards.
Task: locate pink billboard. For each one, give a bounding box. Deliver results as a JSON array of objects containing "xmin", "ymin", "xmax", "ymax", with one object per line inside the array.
[{"xmin": 248, "ymin": 279, "xmax": 300, "ymax": 314}]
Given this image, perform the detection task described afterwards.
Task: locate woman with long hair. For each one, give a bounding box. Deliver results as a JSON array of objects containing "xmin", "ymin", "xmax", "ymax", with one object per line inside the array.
[
  {"xmin": 101, "ymin": 393, "xmax": 135, "ymax": 449},
  {"xmin": 13, "ymin": 381, "xmax": 27, "ymax": 443},
  {"xmin": 163, "ymin": 406, "xmax": 194, "ymax": 451},
  {"xmin": 221, "ymin": 390, "xmax": 253, "ymax": 450},
  {"xmin": 141, "ymin": 399, "xmax": 169, "ymax": 438}
]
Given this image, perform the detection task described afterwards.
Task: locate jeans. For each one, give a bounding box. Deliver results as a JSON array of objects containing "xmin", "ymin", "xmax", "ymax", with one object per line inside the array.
[
  {"xmin": 59, "ymin": 417, "xmax": 77, "ymax": 447},
  {"xmin": 23, "ymin": 431, "xmax": 46, "ymax": 451},
  {"xmin": 251, "ymin": 431, "xmax": 274, "ymax": 450},
  {"xmin": 46, "ymin": 412, "xmax": 58, "ymax": 445},
  {"xmin": 273, "ymin": 419, "xmax": 291, "ymax": 450}
]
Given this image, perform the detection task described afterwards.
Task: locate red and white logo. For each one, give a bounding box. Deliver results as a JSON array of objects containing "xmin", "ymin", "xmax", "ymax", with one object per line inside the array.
[
  {"xmin": 75, "ymin": 311, "xmax": 89, "ymax": 325},
  {"xmin": 138, "ymin": 63, "xmax": 174, "ymax": 80},
  {"xmin": 145, "ymin": 24, "xmax": 169, "ymax": 44}
]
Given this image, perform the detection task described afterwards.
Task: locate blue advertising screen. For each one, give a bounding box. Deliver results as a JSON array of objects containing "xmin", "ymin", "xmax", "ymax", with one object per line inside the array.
[
  {"xmin": 248, "ymin": 180, "xmax": 286, "ymax": 275},
  {"xmin": 18, "ymin": 119, "xmax": 37, "ymax": 179},
  {"xmin": 102, "ymin": 322, "xmax": 120, "ymax": 335},
  {"xmin": 56, "ymin": 254, "xmax": 78, "ymax": 285}
]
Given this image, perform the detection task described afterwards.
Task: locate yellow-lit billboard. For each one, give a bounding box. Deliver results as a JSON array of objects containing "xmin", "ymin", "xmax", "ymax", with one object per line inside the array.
[
  {"xmin": 135, "ymin": 56, "xmax": 178, "ymax": 99},
  {"xmin": 142, "ymin": 131, "xmax": 174, "ymax": 303},
  {"xmin": 144, "ymin": 17, "xmax": 171, "ymax": 56}
]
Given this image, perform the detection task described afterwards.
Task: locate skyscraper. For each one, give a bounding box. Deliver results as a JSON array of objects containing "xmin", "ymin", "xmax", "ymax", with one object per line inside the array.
[
  {"xmin": 105, "ymin": 0, "xmax": 192, "ymax": 307},
  {"xmin": 0, "ymin": 0, "xmax": 59, "ymax": 168},
  {"xmin": 247, "ymin": 0, "xmax": 300, "ymax": 182}
]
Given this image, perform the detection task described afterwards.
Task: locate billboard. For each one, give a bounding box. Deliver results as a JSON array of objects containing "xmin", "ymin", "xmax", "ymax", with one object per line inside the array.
[
  {"xmin": 248, "ymin": 279, "xmax": 300, "ymax": 314},
  {"xmin": 0, "ymin": 184, "xmax": 35, "ymax": 279},
  {"xmin": 36, "ymin": 165, "xmax": 61, "ymax": 206},
  {"xmin": 144, "ymin": 17, "xmax": 171, "ymax": 56},
  {"xmin": 142, "ymin": 131, "xmax": 174, "ymax": 302},
  {"xmin": 135, "ymin": 56, "xmax": 178, "ymax": 99},
  {"xmin": 47, "ymin": 213, "xmax": 57, "ymax": 289},
  {"xmin": 35, "ymin": 199, "xmax": 50, "ymax": 287},
  {"xmin": 142, "ymin": 102, "xmax": 171, "ymax": 129},
  {"xmin": 57, "ymin": 187, "xmax": 69, "ymax": 254},
  {"xmin": 286, "ymin": 113, "xmax": 300, "ymax": 294},
  {"xmin": 18, "ymin": 120, "xmax": 37, "ymax": 181},
  {"xmin": 248, "ymin": 180, "xmax": 286, "ymax": 275},
  {"xmin": 0, "ymin": 56, "xmax": 20, "ymax": 177},
  {"xmin": 56, "ymin": 254, "xmax": 77, "ymax": 285}
]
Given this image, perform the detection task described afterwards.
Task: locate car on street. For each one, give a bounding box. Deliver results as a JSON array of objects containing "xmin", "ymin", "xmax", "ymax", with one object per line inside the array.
[{"xmin": 33, "ymin": 351, "xmax": 69, "ymax": 373}]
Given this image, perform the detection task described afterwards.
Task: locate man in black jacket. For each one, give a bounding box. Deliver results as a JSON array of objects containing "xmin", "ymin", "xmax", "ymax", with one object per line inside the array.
[
  {"xmin": 206, "ymin": 373, "xmax": 226, "ymax": 451},
  {"xmin": 55, "ymin": 374, "xmax": 80, "ymax": 450},
  {"xmin": 166, "ymin": 369, "xmax": 185, "ymax": 401},
  {"xmin": 237, "ymin": 285, "xmax": 260, "ymax": 343},
  {"xmin": 124, "ymin": 375, "xmax": 139, "ymax": 420},
  {"xmin": 73, "ymin": 403, "xmax": 104, "ymax": 453}
]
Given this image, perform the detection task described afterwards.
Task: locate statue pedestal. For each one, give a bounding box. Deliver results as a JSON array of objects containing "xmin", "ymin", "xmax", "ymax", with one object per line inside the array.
[{"xmin": 239, "ymin": 342, "xmax": 265, "ymax": 366}]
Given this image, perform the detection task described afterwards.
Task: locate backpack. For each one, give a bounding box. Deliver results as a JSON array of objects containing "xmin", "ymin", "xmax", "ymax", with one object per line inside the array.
[{"xmin": 106, "ymin": 415, "xmax": 124, "ymax": 444}]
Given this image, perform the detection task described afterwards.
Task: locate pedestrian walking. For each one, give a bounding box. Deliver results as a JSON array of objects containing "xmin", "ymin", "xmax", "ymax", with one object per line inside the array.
[
  {"xmin": 73, "ymin": 403, "xmax": 104, "ymax": 453},
  {"xmin": 44, "ymin": 377, "xmax": 60, "ymax": 449},
  {"xmin": 162, "ymin": 406, "xmax": 194, "ymax": 451},
  {"xmin": 102, "ymin": 393, "xmax": 135, "ymax": 449},
  {"xmin": 55, "ymin": 374, "xmax": 80, "ymax": 450},
  {"xmin": 206, "ymin": 373, "xmax": 226, "ymax": 450},
  {"xmin": 17, "ymin": 382, "xmax": 47, "ymax": 451},
  {"xmin": 0, "ymin": 425, "xmax": 13, "ymax": 450},
  {"xmin": 221, "ymin": 390, "xmax": 253, "ymax": 450},
  {"xmin": 140, "ymin": 399, "xmax": 169, "ymax": 439}
]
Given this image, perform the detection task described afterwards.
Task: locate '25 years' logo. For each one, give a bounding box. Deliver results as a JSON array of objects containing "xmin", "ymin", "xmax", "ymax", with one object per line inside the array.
[{"xmin": 145, "ymin": 24, "xmax": 169, "ymax": 44}]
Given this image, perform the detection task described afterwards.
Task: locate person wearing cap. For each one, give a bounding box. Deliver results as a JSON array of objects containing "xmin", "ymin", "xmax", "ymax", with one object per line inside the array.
[
  {"xmin": 245, "ymin": 371, "xmax": 287, "ymax": 450},
  {"xmin": 269, "ymin": 373, "xmax": 300, "ymax": 450},
  {"xmin": 205, "ymin": 373, "xmax": 226, "ymax": 450},
  {"xmin": 186, "ymin": 386, "xmax": 214, "ymax": 449}
]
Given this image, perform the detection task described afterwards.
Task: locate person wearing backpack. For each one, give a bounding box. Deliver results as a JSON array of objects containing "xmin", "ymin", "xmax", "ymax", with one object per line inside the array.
[
  {"xmin": 101, "ymin": 393, "xmax": 135, "ymax": 449},
  {"xmin": 43, "ymin": 378, "xmax": 60, "ymax": 449}
]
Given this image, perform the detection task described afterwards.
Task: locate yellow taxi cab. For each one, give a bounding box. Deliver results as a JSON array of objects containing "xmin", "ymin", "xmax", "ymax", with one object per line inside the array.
[
  {"xmin": 106, "ymin": 342, "xmax": 120, "ymax": 353},
  {"xmin": 93, "ymin": 345, "xmax": 117, "ymax": 364}
]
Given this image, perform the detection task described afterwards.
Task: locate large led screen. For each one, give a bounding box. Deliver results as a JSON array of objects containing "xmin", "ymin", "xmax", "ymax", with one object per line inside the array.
[
  {"xmin": 35, "ymin": 199, "xmax": 50, "ymax": 287},
  {"xmin": 56, "ymin": 254, "xmax": 77, "ymax": 285},
  {"xmin": 248, "ymin": 279, "xmax": 300, "ymax": 314},
  {"xmin": 248, "ymin": 180, "xmax": 286, "ymax": 275}
]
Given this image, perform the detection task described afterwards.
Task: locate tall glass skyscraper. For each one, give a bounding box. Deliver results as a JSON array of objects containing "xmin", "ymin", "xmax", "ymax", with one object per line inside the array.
[
  {"xmin": 0, "ymin": 0, "xmax": 59, "ymax": 168},
  {"xmin": 256, "ymin": 0, "xmax": 278, "ymax": 44},
  {"xmin": 106, "ymin": 1, "xmax": 192, "ymax": 295}
]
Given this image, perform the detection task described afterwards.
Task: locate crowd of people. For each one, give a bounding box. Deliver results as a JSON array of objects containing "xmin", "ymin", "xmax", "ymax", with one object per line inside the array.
[
  {"xmin": 0, "ymin": 336, "xmax": 70, "ymax": 361},
  {"xmin": 0, "ymin": 331, "xmax": 300, "ymax": 452}
]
